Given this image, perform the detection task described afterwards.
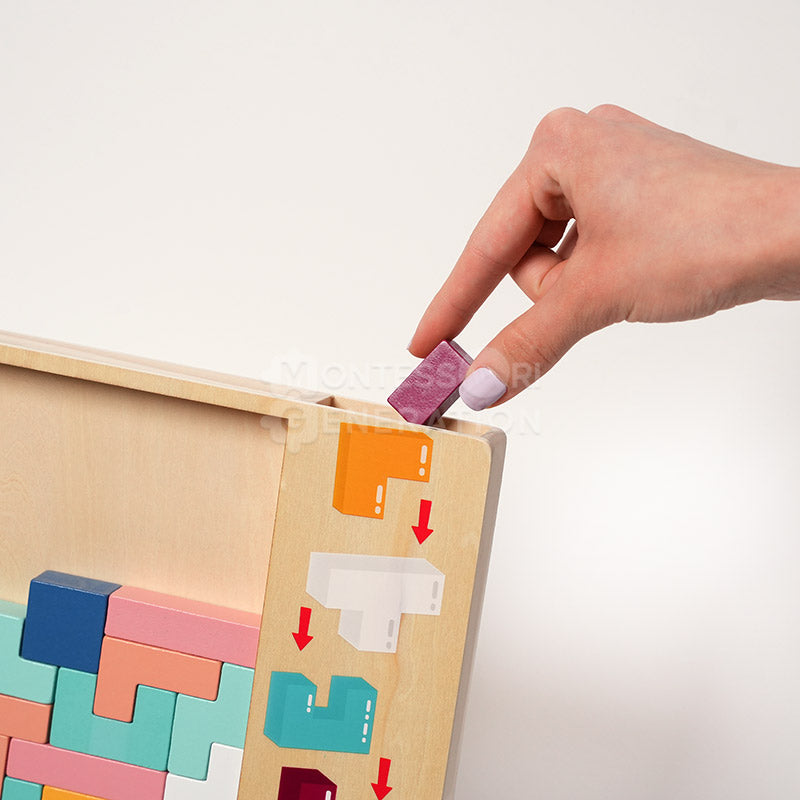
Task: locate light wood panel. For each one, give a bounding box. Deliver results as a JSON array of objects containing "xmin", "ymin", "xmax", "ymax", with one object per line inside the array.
[
  {"xmin": 0, "ymin": 363, "xmax": 284, "ymax": 612},
  {"xmin": 238, "ymin": 405, "xmax": 505, "ymax": 800}
]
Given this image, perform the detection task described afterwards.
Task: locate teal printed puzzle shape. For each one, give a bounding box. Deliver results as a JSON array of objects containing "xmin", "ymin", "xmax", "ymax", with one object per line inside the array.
[
  {"xmin": 49, "ymin": 667, "xmax": 176, "ymax": 771},
  {"xmin": 264, "ymin": 672, "xmax": 377, "ymax": 754},
  {"xmin": 0, "ymin": 600, "xmax": 57, "ymax": 704},
  {"xmin": 168, "ymin": 662, "xmax": 254, "ymax": 780},
  {"xmin": 1, "ymin": 777, "xmax": 43, "ymax": 800}
]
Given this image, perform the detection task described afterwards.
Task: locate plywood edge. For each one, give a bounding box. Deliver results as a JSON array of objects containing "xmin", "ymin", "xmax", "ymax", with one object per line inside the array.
[
  {"xmin": 442, "ymin": 427, "xmax": 507, "ymax": 799},
  {"xmin": 0, "ymin": 331, "xmax": 502, "ymax": 448},
  {"xmin": 328, "ymin": 393, "xmax": 500, "ymax": 440},
  {"xmin": 0, "ymin": 330, "xmax": 334, "ymax": 416}
]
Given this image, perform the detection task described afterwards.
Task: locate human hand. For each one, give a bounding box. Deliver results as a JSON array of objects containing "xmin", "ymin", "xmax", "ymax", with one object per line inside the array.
[{"xmin": 409, "ymin": 105, "xmax": 800, "ymax": 409}]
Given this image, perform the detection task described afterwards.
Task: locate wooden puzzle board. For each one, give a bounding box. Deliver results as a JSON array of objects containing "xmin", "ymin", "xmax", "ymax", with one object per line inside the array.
[{"xmin": 0, "ymin": 331, "xmax": 505, "ymax": 800}]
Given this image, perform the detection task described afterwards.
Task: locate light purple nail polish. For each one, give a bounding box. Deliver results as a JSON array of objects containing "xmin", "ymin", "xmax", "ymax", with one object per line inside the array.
[{"xmin": 459, "ymin": 367, "xmax": 507, "ymax": 410}]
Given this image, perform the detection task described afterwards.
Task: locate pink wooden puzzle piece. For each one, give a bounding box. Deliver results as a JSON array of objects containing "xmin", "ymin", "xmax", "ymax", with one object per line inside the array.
[
  {"xmin": 6, "ymin": 740, "xmax": 166, "ymax": 800},
  {"xmin": 105, "ymin": 586, "xmax": 261, "ymax": 668},
  {"xmin": 388, "ymin": 340, "xmax": 472, "ymax": 425}
]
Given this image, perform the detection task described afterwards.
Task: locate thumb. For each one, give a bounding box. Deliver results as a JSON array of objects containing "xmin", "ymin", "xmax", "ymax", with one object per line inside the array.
[{"xmin": 459, "ymin": 264, "xmax": 613, "ymax": 409}]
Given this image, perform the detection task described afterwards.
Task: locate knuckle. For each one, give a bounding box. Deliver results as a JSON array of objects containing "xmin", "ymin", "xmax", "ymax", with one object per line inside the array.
[
  {"xmin": 463, "ymin": 238, "xmax": 513, "ymax": 275},
  {"xmin": 588, "ymin": 103, "xmax": 629, "ymax": 121},
  {"xmin": 531, "ymin": 106, "xmax": 585, "ymax": 148}
]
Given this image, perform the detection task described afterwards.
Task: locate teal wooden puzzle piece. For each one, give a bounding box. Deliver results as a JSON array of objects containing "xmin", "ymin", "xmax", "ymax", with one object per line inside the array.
[
  {"xmin": 264, "ymin": 672, "xmax": 377, "ymax": 754},
  {"xmin": 49, "ymin": 667, "xmax": 176, "ymax": 771},
  {"xmin": 167, "ymin": 662, "xmax": 254, "ymax": 780},
  {"xmin": 1, "ymin": 777, "xmax": 43, "ymax": 800},
  {"xmin": 0, "ymin": 599, "xmax": 57, "ymax": 703}
]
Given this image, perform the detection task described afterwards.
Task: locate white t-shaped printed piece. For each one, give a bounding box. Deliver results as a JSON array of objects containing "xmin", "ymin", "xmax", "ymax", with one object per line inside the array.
[{"xmin": 306, "ymin": 553, "xmax": 445, "ymax": 653}]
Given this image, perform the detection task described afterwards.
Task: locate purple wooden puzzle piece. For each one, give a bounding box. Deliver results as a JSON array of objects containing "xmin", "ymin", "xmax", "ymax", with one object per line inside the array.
[{"xmin": 387, "ymin": 340, "xmax": 473, "ymax": 426}]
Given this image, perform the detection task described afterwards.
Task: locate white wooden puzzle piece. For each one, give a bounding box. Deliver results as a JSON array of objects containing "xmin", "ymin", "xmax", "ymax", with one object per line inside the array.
[{"xmin": 163, "ymin": 742, "xmax": 243, "ymax": 800}]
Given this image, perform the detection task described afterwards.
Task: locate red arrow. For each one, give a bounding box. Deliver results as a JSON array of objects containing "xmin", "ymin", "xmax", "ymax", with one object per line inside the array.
[
  {"xmin": 412, "ymin": 499, "xmax": 433, "ymax": 544},
  {"xmin": 292, "ymin": 606, "xmax": 313, "ymax": 651},
  {"xmin": 371, "ymin": 757, "xmax": 393, "ymax": 799}
]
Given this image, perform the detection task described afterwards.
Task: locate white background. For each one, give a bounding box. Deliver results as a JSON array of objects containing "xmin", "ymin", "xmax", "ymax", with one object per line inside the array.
[{"xmin": 3, "ymin": 2, "xmax": 800, "ymax": 798}]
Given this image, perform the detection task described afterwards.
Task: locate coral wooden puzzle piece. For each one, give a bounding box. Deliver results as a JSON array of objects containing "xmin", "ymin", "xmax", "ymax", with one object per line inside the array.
[
  {"xmin": 167, "ymin": 662, "xmax": 253, "ymax": 780},
  {"xmin": 163, "ymin": 743, "xmax": 243, "ymax": 800},
  {"xmin": 264, "ymin": 672, "xmax": 377, "ymax": 754},
  {"xmin": 0, "ymin": 600, "xmax": 57, "ymax": 704},
  {"xmin": 93, "ymin": 636, "xmax": 221, "ymax": 722},
  {"xmin": 105, "ymin": 586, "xmax": 261, "ymax": 668},
  {"xmin": 388, "ymin": 339, "xmax": 472, "ymax": 425},
  {"xmin": 0, "ymin": 693, "xmax": 52, "ymax": 744},
  {"xmin": 332, "ymin": 424, "xmax": 433, "ymax": 518},
  {"xmin": 49, "ymin": 668, "xmax": 176, "ymax": 771},
  {"xmin": 1, "ymin": 734, "xmax": 8, "ymax": 787},
  {"xmin": 21, "ymin": 572, "xmax": 121, "ymax": 674},
  {"xmin": 307, "ymin": 553, "xmax": 444, "ymax": 652},
  {"xmin": 277, "ymin": 767, "xmax": 337, "ymax": 800},
  {"xmin": 6, "ymin": 740, "xmax": 166, "ymax": 800}
]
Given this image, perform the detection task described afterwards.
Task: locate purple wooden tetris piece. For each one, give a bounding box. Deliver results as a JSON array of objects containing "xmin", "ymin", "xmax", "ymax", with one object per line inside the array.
[{"xmin": 388, "ymin": 340, "xmax": 473, "ymax": 426}]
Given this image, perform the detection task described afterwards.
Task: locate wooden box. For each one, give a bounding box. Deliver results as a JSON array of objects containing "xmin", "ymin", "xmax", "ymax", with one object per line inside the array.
[{"xmin": 0, "ymin": 331, "xmax": 505, "ymax": 800}]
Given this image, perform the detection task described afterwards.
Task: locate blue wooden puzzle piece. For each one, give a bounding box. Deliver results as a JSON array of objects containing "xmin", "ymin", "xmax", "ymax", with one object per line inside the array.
[
  {"xmin": 264, "ymin": 671, "xmax": 377, "ymax": 754},
  {"xmin": 1, "ymin": 777, "xmax": 43, "ymax": 800},
  {"xmin": 168, "ymin": 662, "xmax": 254, "ymax": 779},
  {"xmin": 48, "ymin": 667, "xmax": 176, "ymax": 771},
  {"xmin": 0, "ymin": 599, "xmax": 57, "ymax": 703},
  {"xmin": 20, "ymin": 571, "xmax": 121, "ymax": 674}
]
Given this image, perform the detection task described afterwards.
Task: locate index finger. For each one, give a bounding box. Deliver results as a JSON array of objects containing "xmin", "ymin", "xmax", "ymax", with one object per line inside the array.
[{"xmin": 408, "ymin": 165, "xmax": 545, "ymax": 357}]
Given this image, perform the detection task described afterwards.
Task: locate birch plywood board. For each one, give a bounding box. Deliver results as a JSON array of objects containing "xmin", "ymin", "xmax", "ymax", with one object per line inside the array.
[
  {"xmin": 0, "ymin": 362, "xmax": 285, "ymax": 612},
  {"xmin": 240, "ymin": 406, "xmax": 503, "ymax": 800}
]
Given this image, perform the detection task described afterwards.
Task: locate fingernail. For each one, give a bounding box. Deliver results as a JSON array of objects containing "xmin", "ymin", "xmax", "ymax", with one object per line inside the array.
[{"xmin": 459, "ymin": 367, "xmax": 507, "ymax": 410}]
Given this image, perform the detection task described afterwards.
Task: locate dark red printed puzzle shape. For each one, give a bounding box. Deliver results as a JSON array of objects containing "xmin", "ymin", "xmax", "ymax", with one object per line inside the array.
[{"xmin": 277, "ymin": 766, "xmax": 337, "ymax": 800}]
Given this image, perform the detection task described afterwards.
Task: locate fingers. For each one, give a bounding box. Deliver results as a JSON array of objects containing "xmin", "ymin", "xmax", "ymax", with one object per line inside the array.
[
  {"xmin": 459, "ymin": 256, "xmax": 617, "ymax": 409},
  {"xmin": 408, "ymin": 164, "xmax": 547, "ymax": 358},
  {"xmin": 537, "ymin": 219, "xmax": 569, "ymax": 248},
  {"xmin": 509, "ymin": 245, "xmax": 564, "ymax": 302}
]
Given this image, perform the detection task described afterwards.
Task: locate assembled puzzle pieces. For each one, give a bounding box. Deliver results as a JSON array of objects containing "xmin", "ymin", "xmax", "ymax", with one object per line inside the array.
[
  {"xmin": 0, "ymin": 570, "xmax": 261, "ymax": 799},
  {"xmin": 6, "ymin": 740, "xmax": 167, "ymax": 800},
  {"xmin": 93, "ymin": 636, "xmax": 221, "ymax": 722},
  {"xmin": 388, "ymin": 340, "xmax": 472, "ymax": 425},
  {"xmin": 167, "ymin": 663, "xmax": 253, "ymax": 780},
  {"xmin": 49, "ymin": 668, "xmax": 176, "ymax": 771},
  {"xmin": 163, "ymin": 742, "xmax": 243, "ymax": 800},
  {"xmin": 105, "ymin": 585, "xmax": 261, "ymax": 668},
  {"xmin": 0, "ymin": 600, "xmax": 57, "ymax": 704},
  {"xmin": 2, "ymin": 777, "xmax": 43, "ymax": 800}
]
